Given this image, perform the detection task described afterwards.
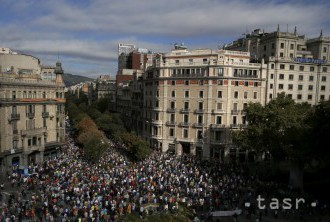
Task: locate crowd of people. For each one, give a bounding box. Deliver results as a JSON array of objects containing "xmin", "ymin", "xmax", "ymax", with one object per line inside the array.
[{"xmin": 0, "ymin": 125, "xmax": 327, "ymax": 221}]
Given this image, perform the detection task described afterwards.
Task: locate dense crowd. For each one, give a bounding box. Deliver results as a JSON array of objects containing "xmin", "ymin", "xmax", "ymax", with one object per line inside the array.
[{"xmin": 0, "ymin": 128, "xmax": 327, "ymax": 221}]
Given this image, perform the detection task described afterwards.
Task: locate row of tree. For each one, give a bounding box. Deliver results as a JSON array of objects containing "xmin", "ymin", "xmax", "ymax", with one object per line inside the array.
[
  {"xmin": 66, "ymin": 95, "xmax": 152, "ymax": 161},
  {"xmin": 232, "ymin": 93, "xmax": 330, "ymax": 189}
]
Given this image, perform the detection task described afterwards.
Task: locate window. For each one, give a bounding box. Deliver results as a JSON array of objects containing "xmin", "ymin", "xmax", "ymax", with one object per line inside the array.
[
  {"xmin": 234, "ymin": 91, "xmax": 238, "ymax": 99},
  {"xmin": 198, "ymin": 115, "xmax": 203, "ymax": 124},
  {"xmin": 233, "ymin": 103, "xmax": 238, "ymax": 111},
  {"xmin": 290, "ymin": 44, "xmax": 294, "ymax": 50},
  {"xmin": 217, "ymin": 102, "xmax": 223, "ymax": 110},
  {"xmin": 287, "ymin": 94, "xmax": 292, "ymax": 99},
  {"xmin": 217, "ymin": 68, "xmax": 224, "ymax": 76},
  {"xmin": 280, "ymin": 52, "xmax": 284, "ymax": 57},
  {"xmin": 253, "ymin": 92, "xmax": 258, "ymax": 99},
  {"xmin": 218, "ymin": 80, "xmax": 223, "ymax": 85},
  {"xmin": 175, "ymin": 60, "xmax": 179, "ymax": 64},
  {"xmin": 322, "ymin": 76, "xmax": 326, "ymax": 81},
  {"xmin": 321, "ymin": 85, "xmax": 326, "ymax": 91},
  {"xmin": 280, "ymin": 43, "xmax": 284, "ymax": 48},
  {"xmin": 235, "ymin": 81, "xmax": 239, "ymax": 86},
  {"xmin": 185, "ymin": 90, "xmax": 189, "ymax": 98},
  {"xmin": 169, "ymin": 128, "xmax": 174, "ymax": 137},
  {"xmin": 169, "ymin": 114, "xmax": 175, "ymax": 122},
  {"xmin": 289, "ymin": 74, "xmax": 294, "ymax": 80},
  {"xmin": 279, "ymin": 74, "xmax": 284, "ymax": 79},
  {"xmin": 184, "ymin": 101, "xmax": 189, "ymax": 109},
  {"xmin": 323, "ymin": 67, "xmax": 328, "ymax": 72},
  {"xmin": 233, "ymin": 116, "xmax": 237, "ymax": 125},
  {"xmin": 183, "ymin": 129, "xmax": 188, "ymax": 138},
  {"xmin": 185, "ymin": 80, "xmax": 189, "ymax": 86},
  {"xmin": 271, "ymin": 74, "xmax": 274, "ymax": 79},
  {"xmin": 198, "ymin": 102, "xmax": 203, "ymax": 110},
  {"xmin": 299, "ymin": 75, "xmax": 304, "ymax": 81},
  {"xmin": 271, "ymin": 64, "xmax": 274, "ymax": 69},
  {"xmin": 12, "ymin": 91, "xmax": 16, "ymax": 99},
  {"xmin": 189, "ymin": 59, "xmax": 193, "ymax": 64},
  {"xmin": 310, "ymin": 67, "xmax": 315, "ymax": 72},
  {"xmin": 298, "ymin": 85, "xmax": 303, "ymax": 90},
  {"xmin": 269, "ymin": 93, "xmax": 273, "ymax": 99},
  {"xmin": 308, "ymin": 85, "xmax": 313, "ymax": 91},
  {"xmin": 155, "ymin": 101, "xmax": 159, "ymax": 108},
  {"xmin": 290, "ymin": 65, "xmax": 295, "ymax": 70},
  {"xmin": 308, "ymin": 95, "xmax": 313, "ymax": 100},
  {"xmin": 244, "ymin": 92, "xmax": 248, "ymax": 99},
  {"xmin": 279, "ymin": 84, "xmax": 284, "ymax": 89},
  {"xmin": 320, "ymin": 95, "xmax": 325, "ymax": 100},
  {"xmin": 170, "ymin": 101, "xmax": 175, "ymax": 109},
  {"xmin": 272, "ymin": 43, "xmax": 275, "ymax": 49},
  {"xmin": 290, "ymin": 53, "xmax": 294, "ymax": 58},
  {"xmin": 171, "ymin": 80, "xmax": 175, "ymax": 85},
  {"xmin": 280, "ymin": 64, "xmax": 285, "ymax": 69},
  {"xmin": 263, "ymin": 45, "xmax": 266, "ymax": 51},
  {"xmin": 184, "ymin": 114, "xmax": 189, "ymax": 123},
  {"xmin": 323, "ymin": 47, "xmax": 327, "ymax": 53},
  {"xmin": 199, "ymin": 91, "xmax": 204, "ymax": 98},
  {"xmin": 297, "ymin": 94, "xmax": 302, "ymax": 100},
  {"xmin": 203, "ymin": 58, "xmax": 207, "ymax": 64},
  {"xmin": 244, "ymin": 81, "xmax": 248, "ymax": 86},
  {"xmin": 254, "ymin": 82, "xmax": 258, "ymax": 87},
  {"xmin": 309, "ymin": 76, "xmax": 314, "ymax": 81},
  {"xmin": 288, "ymin": 84, "xmax": 293, "ymax": 90},
  {"xmin": 197, "ymin": 130, "xmax": 203, "ymax": 140},
  {"xmin": 216, "ymin": 116, "xmax": 222, "ymax": 124},
  {"xmin": 156, "ymin": 90, "xmax": 159, "ymax": 97},
  {"xmin": 299, "ymin": 66, "xmax": 304, "ymax": 71},
  {"xmin": 270, "ymin": 84, "xmax": 273, "ymax": 89},
  {"xmin": 217, "ymin": 91, "xmax": 222, "ymax": 98},
  {"xmin": 199, "ymin": 80, "xmax": 204, "ymax": 85}
]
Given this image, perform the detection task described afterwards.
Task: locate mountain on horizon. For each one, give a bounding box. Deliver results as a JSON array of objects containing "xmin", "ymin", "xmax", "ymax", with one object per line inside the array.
[{"xmin": 63, "ymin": 73, "xmax": 94, "ymax": 87}]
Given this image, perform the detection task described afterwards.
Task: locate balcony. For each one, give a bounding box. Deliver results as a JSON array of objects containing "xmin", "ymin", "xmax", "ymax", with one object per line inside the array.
[
  {"xmin": 26, "ymin": 112, "xmax": 35, "ymax": 119},
  {"xmin": 230, "ymin": 124, "xmax": 240, "ymax": 129},
  {"xmin": 166, "ymin": 121, "xmax": 176, "ymax": 126},
  {"xmin": 21, "ymin": 127, "xmax": 46, "ymax": 137},
  {"xmin": 231, "ymin": 109, "xmax": 240, "ymax": 115},
  {"xmin": 10, "ymin": 113, "xmax": 20, "ymax": 121},
  {"xmin": 42, "ymin": 111, "xmax": 49, "ymax": 118},
  {"xmin": 210, "ymin": 124, "xmax": 226, "ymax": 129},
  {"xmin": 192, "ymin": 123, "xmax": 204, "ymax": 128},
  {"xmin": 194, "ymin": 109, "xmax": 205, "ymax": 114},
  {"xmin": 166, "ymin": 108, "xmax": 176, "ymax": 113},
  {"xmin": 180, "ymin": 108, "xmax": 190, "ymax": 113},
  {"xmin": 179, "ymin": 122, "xmax": 190, "ymax": 127},
  {"xmin": 240, "ymin": 124, "xmax": 247, "ymax": 128},
  {"xmin": 212, "ymin": 109, "xmax": 225, "ymax": 114}
]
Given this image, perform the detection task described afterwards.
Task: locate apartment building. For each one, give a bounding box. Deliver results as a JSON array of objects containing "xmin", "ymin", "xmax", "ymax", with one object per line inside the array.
[
  {"xmin": 225, "ymin": 27, "xmax": 330, "ymax": 104},
  {"xmin": 140, "ymin": 45, "xmax": 266, "ymax": 161},
  {"xmin": 0, "ymin": 50, "xmax": 66, "ymax": 167}
]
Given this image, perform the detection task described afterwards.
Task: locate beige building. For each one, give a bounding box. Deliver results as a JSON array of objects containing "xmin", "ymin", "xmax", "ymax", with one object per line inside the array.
[
  {"xmin": 0, "ymin": 51, "xmax": 66, "ymax": 167},
  {"xmin": 140, "ymin": 45, "xmax": 267, "ymax": 161},
  {"xmin": 225, "ymin": 27, "xmax": 330, "ymax": 104}
]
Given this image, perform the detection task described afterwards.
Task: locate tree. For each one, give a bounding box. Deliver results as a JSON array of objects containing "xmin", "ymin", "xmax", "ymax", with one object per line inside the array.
[
  {"xmin": 83, "ymin": 137, "xmax": 108, "ymax": 162},
  {"xmin": 232, "ymin": 93, "xmax": 312, "ymax": 189},
  {"xmin": 119, "ymin": 132, "xmax": 152, "ymax": 160}
]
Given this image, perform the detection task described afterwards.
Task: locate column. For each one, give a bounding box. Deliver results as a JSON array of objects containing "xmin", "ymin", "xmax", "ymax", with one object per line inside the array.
[{"xmin": 176, "ymin": 142, "xmax": 182, "ymax": 156}]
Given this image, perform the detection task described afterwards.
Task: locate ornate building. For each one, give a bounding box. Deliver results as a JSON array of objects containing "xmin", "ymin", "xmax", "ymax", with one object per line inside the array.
[{"xmin": 0, "ymin": 50, "xmax": 66, "ymax": 167}]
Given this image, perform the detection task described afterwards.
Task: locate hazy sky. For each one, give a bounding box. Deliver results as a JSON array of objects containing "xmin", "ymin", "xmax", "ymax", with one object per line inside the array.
[{"xmin": 1, "ymin": 0, "xmax": 329, "ymax": 78}]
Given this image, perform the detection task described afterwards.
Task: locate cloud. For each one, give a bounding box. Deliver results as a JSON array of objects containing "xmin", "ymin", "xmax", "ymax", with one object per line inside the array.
[{"xmin": 1, "ymin": 0, "xmax": 329, "ymax": 77}]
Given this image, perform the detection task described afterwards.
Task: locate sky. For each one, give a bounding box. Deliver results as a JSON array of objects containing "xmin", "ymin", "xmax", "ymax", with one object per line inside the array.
[{"xmin": 0, "ymin": 0, "xmax": 329, "ymax": 79}]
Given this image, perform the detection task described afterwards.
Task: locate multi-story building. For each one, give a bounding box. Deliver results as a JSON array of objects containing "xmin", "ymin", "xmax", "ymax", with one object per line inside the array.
[
  {"xmin": 0, "ymin": 50, "xmax": 66, "ymax": 167},
  {"xmin": 225, "ymin": 27, "xmax": 330, "ymax": 104},
  {"xmin": 139, "ymin": 45, "xmax": 266, "ymax": 161}
]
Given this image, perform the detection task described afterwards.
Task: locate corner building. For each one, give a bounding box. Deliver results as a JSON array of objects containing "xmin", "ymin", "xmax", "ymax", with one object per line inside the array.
[
  {"xmin": 143, "ymin": 45, "xmax": 266, "ymax": 161},
  {"xmin": 225, "ymin": 27, "xmax": 330, "ymax": 104},
  {"xmin": 0, "ymin": 50, "xmax": 66, "ymax": 167}
]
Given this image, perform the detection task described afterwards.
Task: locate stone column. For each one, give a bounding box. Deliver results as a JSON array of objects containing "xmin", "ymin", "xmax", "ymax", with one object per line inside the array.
[{"xmin": 176, "ymin": 142, "xmax": 182, "ymax": 156}]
